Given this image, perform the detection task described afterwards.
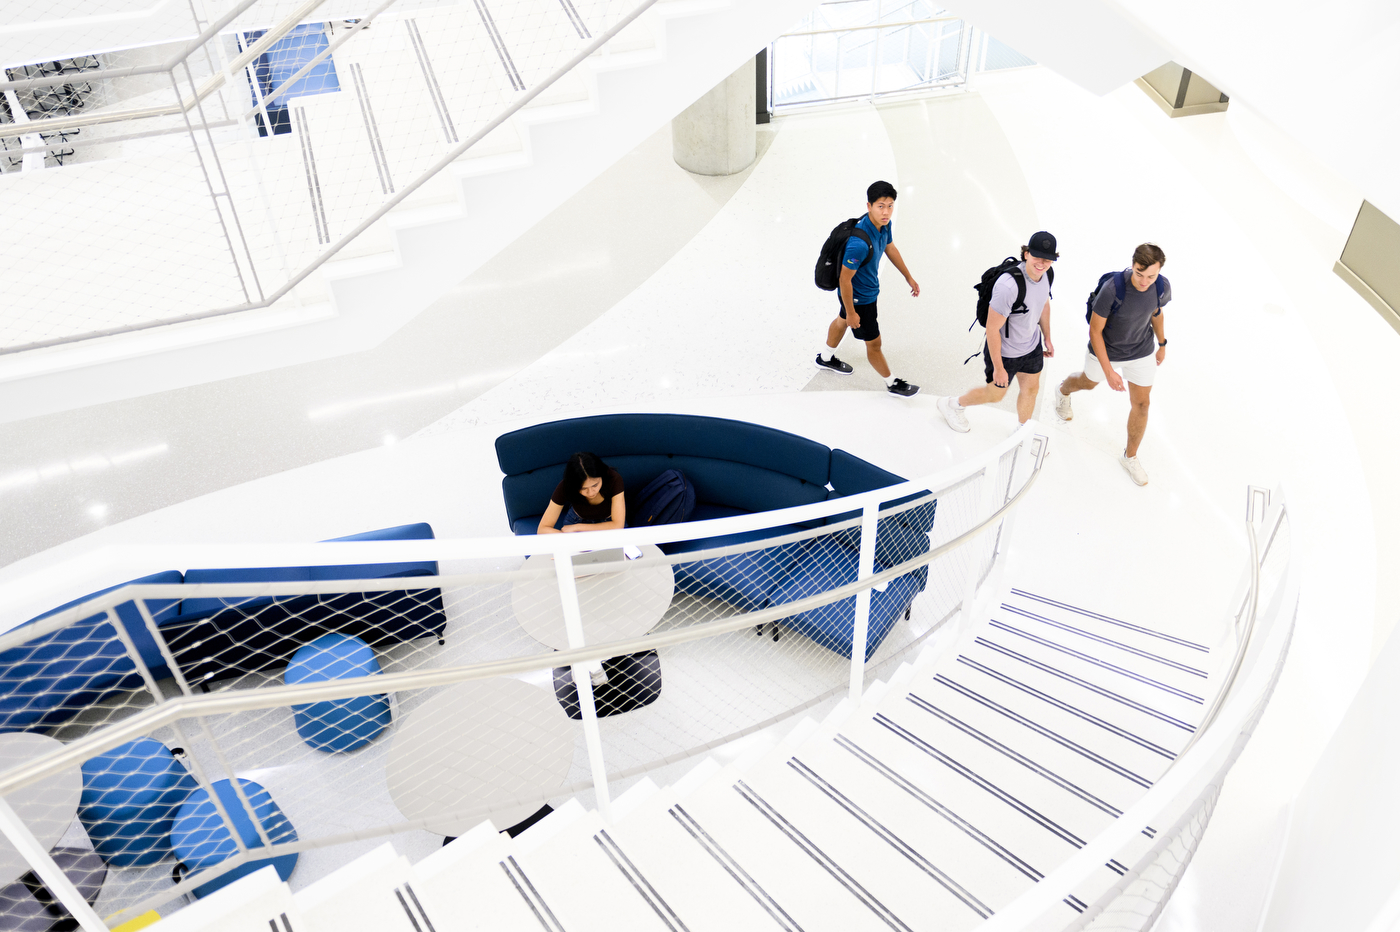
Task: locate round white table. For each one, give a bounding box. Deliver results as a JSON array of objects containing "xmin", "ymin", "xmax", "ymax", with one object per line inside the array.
[
  {"xmin": 510, "ymin": 544, "xmax": 676, "ymax": 649},
  {"xmin": 384, "ymin": 679, "xmax": 575, "ymax": 836},
  {"xmin": 0, "ymin": 733, "xmax": 83, "ymax": 888}
]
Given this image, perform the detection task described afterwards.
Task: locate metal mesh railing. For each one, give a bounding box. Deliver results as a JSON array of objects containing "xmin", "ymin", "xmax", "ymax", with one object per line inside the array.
[
  {"xmin": 0, "ymin": 425, "xmax": 1045, "ymax": 929},
  {"xmin": 0, "ymin": 0, "xmax": 659, "ymax": 352}
]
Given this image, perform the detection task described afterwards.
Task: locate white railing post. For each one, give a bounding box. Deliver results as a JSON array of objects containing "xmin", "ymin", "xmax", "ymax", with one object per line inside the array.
[
  {"xmin": 0, "ymin": 798, "xmax": 106, "ymax": 932},
  {"xmin": 849, "ymin": 501, "xmax": 880, "ymax": 700},
  {"xmin": 553, "ymin": 551, "xmax": 612, "ymax": 823}
]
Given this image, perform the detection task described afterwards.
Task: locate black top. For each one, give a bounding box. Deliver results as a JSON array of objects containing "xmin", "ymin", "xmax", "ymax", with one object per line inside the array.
[{"xmin": 551, "ymin": 468, "xmax": 624, "ymax": 522}]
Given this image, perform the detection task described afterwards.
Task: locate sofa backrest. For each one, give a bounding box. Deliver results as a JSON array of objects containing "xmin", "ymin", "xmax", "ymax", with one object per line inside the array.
[{"xmin": 496, "ymin": 415, "xmax": 833, "ymax": 525}]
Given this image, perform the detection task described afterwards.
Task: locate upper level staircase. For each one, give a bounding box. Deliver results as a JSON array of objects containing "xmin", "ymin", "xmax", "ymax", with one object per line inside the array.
[{"xmin": 149, "ymin": 587, "xmax": 1214, "ymax": 932}]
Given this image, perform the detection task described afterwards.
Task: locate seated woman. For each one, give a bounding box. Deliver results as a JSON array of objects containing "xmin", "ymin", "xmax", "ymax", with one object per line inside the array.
[{"xmin": 537, "ymin": 452, "xmax": 626, "ymax": 534}]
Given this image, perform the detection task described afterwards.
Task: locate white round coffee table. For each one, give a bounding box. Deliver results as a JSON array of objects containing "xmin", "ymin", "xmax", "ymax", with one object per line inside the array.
[
  {"xmin": 510, "ymin": 544, "xmax": 675, "ymax": 649},
  {"xmin": 385, "ymin": 679, "xmax": 575, "ymax": 836},
  {"xmin": 0, "ymin": 733, "xmax": 83, "ymax": 887}
]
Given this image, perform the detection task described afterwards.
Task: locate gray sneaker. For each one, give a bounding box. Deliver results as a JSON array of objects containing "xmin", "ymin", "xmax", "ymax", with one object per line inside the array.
[
  {"xmin": 815, "ymin": 354, "xmax": 854, "ymax": 374},
  {"xmin": 886, "ymin": 378, "xmax": 919, "ymax": 398},
  {"xmin": 938, "ymin": 396, "xmax": 970, "ymax": 432},
  {"xmin": 1054, "ymin": 389, "xmax": 1073, "ymax": 421}
]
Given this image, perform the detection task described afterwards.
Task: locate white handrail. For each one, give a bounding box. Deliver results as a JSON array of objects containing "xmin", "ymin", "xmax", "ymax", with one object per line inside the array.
[{"xmin": 0, "ymin": 421, "xmax": 1040, "ymax": 634}]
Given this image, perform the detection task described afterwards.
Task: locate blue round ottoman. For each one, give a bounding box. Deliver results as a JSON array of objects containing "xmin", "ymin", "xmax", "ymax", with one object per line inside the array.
[
  {"xmin": 78, "ymin": 738, "xmax": 198, "ymax": 867},
  {"xmin": 171, "ymin": 778, "xmax": 298, "ymax": 899},
  {"xmin": 284, "ymin": 633, "xmax": 391, "ymax": 753}
]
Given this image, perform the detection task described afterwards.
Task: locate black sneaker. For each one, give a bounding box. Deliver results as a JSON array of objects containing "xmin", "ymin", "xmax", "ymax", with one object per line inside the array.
[
  {"xmin": 815, "ymin": 354, "xmax": 854, "ymax": 374},
  {"xmin": 886, "ymin": 378, "xmax": 919, "ymax": 397}
]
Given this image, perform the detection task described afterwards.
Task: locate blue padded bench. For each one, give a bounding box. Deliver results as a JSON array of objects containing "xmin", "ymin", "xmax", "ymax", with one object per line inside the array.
[
  {"xmin": 171, "ymin": 778, "xmax": 298, "ymax": 899},
  {"xmin": 284, "ymin": 633, "xmax": 391, "ymax": 752},
  {"xmin": 0, "ymin": 524, "xmax": 444, "ymax": 735},
  {"xmin": 78, "ymin": 737, "xmax": 198, "ymax": 868},
  {"xmin": 495, "ymin": 414, "xmax": 935, "ymax": 660},
  {"xmin": 164, "ymin": 522, "xmax": 446, "ymax": 686}
]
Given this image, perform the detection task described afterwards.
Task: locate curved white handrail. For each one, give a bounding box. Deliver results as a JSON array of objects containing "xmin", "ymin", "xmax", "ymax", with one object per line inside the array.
[{"xmin": 0, "ymin": 421, "xmax": 1041, "ymax": 638}]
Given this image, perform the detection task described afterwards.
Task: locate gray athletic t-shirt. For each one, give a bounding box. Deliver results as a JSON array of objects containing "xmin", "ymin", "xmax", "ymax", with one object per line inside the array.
[
  {"xmin": 990, "ymin": 262, "xmax": 1051, "ymax": 358},
  {"xmin": 1090, "ymin": 273, "xmax": 1172, "ymax": 362}
]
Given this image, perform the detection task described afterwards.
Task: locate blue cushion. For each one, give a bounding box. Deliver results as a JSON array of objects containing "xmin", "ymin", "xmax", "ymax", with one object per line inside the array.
[
  {"xmin": 0, "ymin": 613, "xmax": 145, "ymax": 733},
  {"xmin": 316, "ymin": 523, "xmax": 439, "ymax": 579},
  {"xmin": 171, "ymin": 779, "xmax": 298, "ymax": 898},
  {"xmin": 766, "ymin": 537, "xmax": 922, "ymax": 660},
  {"xmin": 285, "ymin": 634, "xmax": 390, "ymax": 753},
  {"xmin": 673, "ymin": 535, "xmax": 807, "ymax": 611},
  {"xmin": 495, "ymin": 414, "xmax": 831, "ymax": 485},
  {"xmin": 79, "ymin": 738, "xmax": 198, "ymax": 868}
]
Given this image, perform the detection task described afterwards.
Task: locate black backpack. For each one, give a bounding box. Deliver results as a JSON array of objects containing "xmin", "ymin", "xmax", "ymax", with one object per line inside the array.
[
  {"xmin": 627, "ymin": 470, "xmax": 696, "ymax": 528},
  {"xmin": 815, "ymin": 219, "xmax": 875, "ymax": 291},
  {"xmin": 1086, "ymin": 270, "xmax": 1168, "ymax": 323},
  {"xmin": 972, "ymin": 257, "xmax": 1054, "ymax": 330}
]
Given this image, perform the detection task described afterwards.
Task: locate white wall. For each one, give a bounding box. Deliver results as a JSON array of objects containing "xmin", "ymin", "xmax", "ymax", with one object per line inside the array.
[{"xmin": 1259, "ymin": 623, "xmax": 1400, "ymax": 932}]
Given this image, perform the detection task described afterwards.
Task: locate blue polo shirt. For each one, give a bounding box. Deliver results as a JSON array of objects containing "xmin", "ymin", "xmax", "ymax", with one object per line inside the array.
[{"xmin": 842, "ymin": 216, "xmax": 892, "ymax": 305}]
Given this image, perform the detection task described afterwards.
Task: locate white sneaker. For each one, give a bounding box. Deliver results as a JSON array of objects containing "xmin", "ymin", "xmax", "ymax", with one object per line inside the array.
[
  {"xmin": 1119, "ymin": 452, "xmax": 1148, "ymax": 486},
  {"xmin": 1054, "ymin": 389, "xmax": 1073, "ymax": 421},
  {"xmin": 938, "ymin": 396, "xmax": 970, "ymax": 433}
]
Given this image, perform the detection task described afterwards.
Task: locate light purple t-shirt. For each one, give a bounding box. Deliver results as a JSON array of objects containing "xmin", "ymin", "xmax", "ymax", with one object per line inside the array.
[{"xmin": 989, "ymin": 262, "xmax": 1051, "ymax": 358}]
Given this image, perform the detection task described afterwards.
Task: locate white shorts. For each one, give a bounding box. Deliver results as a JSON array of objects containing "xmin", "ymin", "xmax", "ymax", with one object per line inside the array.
[{"xmin": 1083, "ymin": 349, "xmax": 1157, "ymax": 387}]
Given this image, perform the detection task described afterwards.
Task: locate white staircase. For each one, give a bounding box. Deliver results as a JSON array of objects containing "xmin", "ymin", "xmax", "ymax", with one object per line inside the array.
[
  {"xmin": 151, "ymin": 588, "xmax": 1213, "ymax": 932},
  {"xmin": 0, "ymin": 0, "xmax": 821, "ymax": 388}
]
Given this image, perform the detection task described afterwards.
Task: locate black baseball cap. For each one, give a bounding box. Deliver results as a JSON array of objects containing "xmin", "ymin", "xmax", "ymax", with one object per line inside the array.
[{"xmin": 1027, "ymin": 231, "xmax": 1059, "ymax": 260}]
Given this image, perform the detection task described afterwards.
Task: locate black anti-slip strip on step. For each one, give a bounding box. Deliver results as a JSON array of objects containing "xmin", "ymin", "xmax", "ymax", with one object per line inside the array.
[
  {"xmin": 595, "ymin": 830, "xmax": 690, "ymax": 932},
  {"xmin": 957, "ymin": 656, "xmax": 1178, "ymax": 759},
  {"xmin": 473, "ymin": 0, "xmax": 525, "ymax": 90},
  {"xmin": 904, "ymin": 694, "xmax": 1122, "ymax": 817},
  {"xmin": 1008, "ymin": 589, "xmax": 1210, "ymax": 652},
  {"xmin": 670, "ymin": 805, "xmax": 805, "ymax": 932},
  {"xmin": 735, "ymin": 781, "xmax": 915, "ymax": 932},
  {"xmin": 873, "ymin": 714, "xmax": 1087, "ymax": 848},
  {"xmin": 974, "ymin": 639, "xmax": 1198, "ymax": 732},
  {"xmin": 988, "ymin": 621, "xmax": 1205, "ymax": 703},
  {"xmin": 835, "ymin": 735, "xmax": 1043, "ymax": 881},
  {"xmin": 787, "ymin": 758, "xmax": 993, "ymax": 919},
  {"xmin": 934, "ymin": 674, "xmax": 1153, "ymax": 788},
  {"xmin": 1106, "ymin": 859, "xmax": 1128, "ymax": 875},
  {"xmin": 999, "ymin": 605, "xmax": 1209, "ymax": 677},
  {"xmin": 502, "ymin": 856, "xmax": 567, "ymax": 932},
  {"xmin": 556, "ymin": 0, "xmax": 592, "ymax": 38},
  {"xmin": 1064, "ymin": 893, "xmax": 1088, "ymax": 912},
  {"xmin": 402, "ymin": 884, "xmax": 437, "ymax": 932}
]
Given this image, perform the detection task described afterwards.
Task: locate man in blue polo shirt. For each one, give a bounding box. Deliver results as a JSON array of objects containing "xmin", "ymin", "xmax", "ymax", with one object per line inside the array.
[{"xmin": 816, "ymin": 180, "xmax": 922, "ymax": 397}]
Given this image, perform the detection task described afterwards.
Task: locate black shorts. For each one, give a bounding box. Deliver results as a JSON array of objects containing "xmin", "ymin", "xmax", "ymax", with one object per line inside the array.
[
  {"xmin": 984, "ymin": 342, "xmax": 1044, "ymax": 383},
  {"xmin": 839, "ymin": 299, "xmax": 879, "ymax": 341}
]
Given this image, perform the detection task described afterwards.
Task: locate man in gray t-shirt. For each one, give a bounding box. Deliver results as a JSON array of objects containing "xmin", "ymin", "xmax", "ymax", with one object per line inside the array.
[
  {"xmin": 938, "ymin": 231, "xmax": 1058, "ymax": 432},
  {"xmin": 1053, "ymin": 243, "xmax": 1172, "ymax": 487}
]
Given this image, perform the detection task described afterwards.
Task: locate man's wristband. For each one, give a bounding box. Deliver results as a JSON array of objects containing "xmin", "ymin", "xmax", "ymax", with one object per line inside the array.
[{"xmin": 1158, "ymin": 339, "xmax": 1168, "ymax": 347}]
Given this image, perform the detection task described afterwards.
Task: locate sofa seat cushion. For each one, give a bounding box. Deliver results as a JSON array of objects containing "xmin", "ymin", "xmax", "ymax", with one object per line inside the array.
[
  {"xmin": 766, "ymin": 537, "xmax": 923, "ymax": 660},
  {"xmin": 673, "ymin": 536, "xmax": 806, "ymax": 612}
]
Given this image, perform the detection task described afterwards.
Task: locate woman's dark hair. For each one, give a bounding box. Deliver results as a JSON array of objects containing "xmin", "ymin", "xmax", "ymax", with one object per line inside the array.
[
  {"xmin": 561, "ymin": 451, "xmax": 608, "ymax": 496},
  {"xmin": 867, "ymin": 180, "xmax": 897, "ymax": 203}
]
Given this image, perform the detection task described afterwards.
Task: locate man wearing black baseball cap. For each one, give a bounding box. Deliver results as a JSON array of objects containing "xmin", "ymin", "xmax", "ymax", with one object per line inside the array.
[{"xmin": 939, "ymin": 231, "xmax": 1058, "ymax": 432}]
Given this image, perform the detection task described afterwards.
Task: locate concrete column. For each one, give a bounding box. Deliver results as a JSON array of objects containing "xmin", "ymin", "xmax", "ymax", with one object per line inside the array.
[{"xmin": 671, "ymin": 58, "xmax": 756, "ymax": 176}]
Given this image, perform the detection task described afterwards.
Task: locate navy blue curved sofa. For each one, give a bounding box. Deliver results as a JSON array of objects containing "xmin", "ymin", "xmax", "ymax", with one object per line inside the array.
[
  {"xmin": 0, "ymin": 523, "xmax": 446, "ymax": 734},
  {"xmin": 495, "ymin": 414, "xmax": 936, "ymax": 660}
]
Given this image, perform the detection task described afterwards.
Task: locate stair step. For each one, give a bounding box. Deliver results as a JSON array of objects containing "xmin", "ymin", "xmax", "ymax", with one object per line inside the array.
[
  {"xmin": 672, "ymin": 774, "xmax": 899, "ymax": 932},
  {"xmin": 1002, "ymin": 589, "xmax": 1212, "ymax": 670},
  {"xmin": 785, "ymin": 736, "xmax": 1042, "ymax": 912},
  {"xmin": 511, "ymin": 810, "xmax": 676, "ymax": 932},
  {"xmin": 739, "ymin": 757, "xmax": 993, "ymax": 931},
  {"xmin": 960, "ymin": 637, "xmax": 1198, "ymax": 755},
  {"xmin": 295, "ymin": 843, "xmax": 418, "ymax": 932},
  {"xmin": 411, "ymin": 829, "xmax": 545, "ymax": 932},
  {"xmin": 832, "ymin": 712, "xmax": 1085, "ymax": 880}
]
